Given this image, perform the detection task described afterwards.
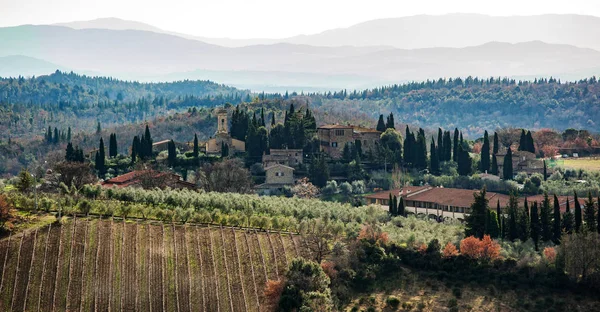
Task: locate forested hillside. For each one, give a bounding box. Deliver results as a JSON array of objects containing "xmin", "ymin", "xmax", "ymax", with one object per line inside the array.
[
  {"xmin": 311, "ymin": 76, "xmax": 600, "ymax": 136},
  {"xmin": 0, "ymin": 71, "xmax": 249, "ymax": 140}
]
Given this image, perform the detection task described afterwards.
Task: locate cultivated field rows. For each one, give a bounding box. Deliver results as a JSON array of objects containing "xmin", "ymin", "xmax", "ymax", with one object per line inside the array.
[{"xmin": 0, "ymin": 218, "xmax": 307, "ymax": 311}]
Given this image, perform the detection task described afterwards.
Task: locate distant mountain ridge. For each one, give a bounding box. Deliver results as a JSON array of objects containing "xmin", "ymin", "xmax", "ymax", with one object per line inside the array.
[{"xmin": 54, "ymin": 14, "xmax": 600, "ymax": 50}]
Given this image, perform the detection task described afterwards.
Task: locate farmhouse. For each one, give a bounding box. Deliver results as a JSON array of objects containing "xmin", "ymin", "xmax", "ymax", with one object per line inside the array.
[
  {"xmin": 101, "ymin": 170, "xmax": 196, "ymax": 190},
  {"xmin": 495, "ymin": 150, "xmax": 544, "ymax": 179},
  {"xmin": 262, "ymin": 148, "xmax": 303, "ymax": 167},
  {"xmin": 255, "ymin": 164, "xmax": 295, "ymax": 194},
  {"xmin": 365, "ymin": 186, "xmax": 583, "ymax": 220},
  {"xmin": 317, "ymin": 124, "xmax": 381, "ymax": 158}
]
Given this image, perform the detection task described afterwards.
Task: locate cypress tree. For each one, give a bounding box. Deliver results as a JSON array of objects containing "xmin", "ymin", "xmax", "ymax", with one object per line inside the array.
[
  {"xmin": 429, "ymin": 137, "xmax": 439, "ymax": 174},
  {"xmin": 260, "ymin": 108, "xmax": 266, "ymax": 128},
  {"xmin": 518, "ymin": 129, "xmax": 526, "ymax": 151},
  {"xmin": 574, "ymin": 192, "xmax": 582, "ymax": 233},
  {"xmin": 46, "ymin": 126, "xmax": 52, "ymax": 143},
  {"xmin": 65, "ymin": 142, "xmax": 75, "ymax": 162},
  {"xmin": 53, "ymin": 127, "xmax": 59, "ymax": 144},
  {"xmin": 437, "ymin": 128, "xmax": 443, "ymax": 162},
  {"xmin": 496, "ymin": 199, "xmax": 502, "ymax": 237},
  {"xmin": 488, "ymin": 210, "xmax": 500, "ymax": 238},
  {"xmin": 415, "ymin": 130, "xmax": 427, "ymax": 170},
  {"xmin": 507, "ymin": 194, "xmax": 519, "ymax": 241},
  {"xmin": 553, "ymin": 194, "xmax": 561, "ymax": 244},
  {"xmin": 493, "ymin": 132, "xmax": 499, "ymax": 155},
  {"xmin": 193, "ymin": 134, "xmax": 199, "ymax": 158},
  {"xmin": 453, "ymin": 128, "xmax": 459, "ymax": 162},
  {"xmin": 96, "ymin": 138, "xmax": 106, "ymax": 177},
  {"xmin": 480, "ymin": 130, "xmax": 490, "ymax": 173},
  {"xmin": 385, "ymin": 113, "xmax": 395, "ymax": 129},
  {"xmin": 131, "ymin": 136, "xmax": 139, "ymax": 164},
  {"xmin": 271, "ymin": 112, "xmax": 276, "ymax": 127},
  {"xmin": 503, "ymin": 147, "xmax": 513, "ymax": 180},
  {"xmin": 540, "ymin": 193, "xmax": 552, "ymax": 242},
  {"xmin": 67, "ymin": 127, "xmax": 71, "ymax": 142},
  {"xmin": 392, "ymin": 195, "xmax": 398, "ymax": 216},
  {"xmin": 526, "ymin": 131, "xmax": 535, "ymax": 153},
  {"xmin": 96, "ymin": 121, "xmax": 102, "ymax": 134},
  {"xmin": 403, "ymin": 126, "xmax": 413, "ymax": 167},
  {"xmin": 376, "ymin": 115, "xmax": 386, "ymax": 132},
  {"xmin": 398, "ymin": 197, "xmax": 405, "ymax": 217},
  {"xmin": 584, "ymin": 192, "xmax": 596, "ymax": 233},
  {"xmin": 530, "ymin": 201, "xmax": 540, "ymax": 251},
  {"xmin": 543, "ymin": 160, "xmax": 547, "ymax": 181},
  {"xmin": 465, "ymin": 188, "xmax": 489, "ymax": 238},
  {"xmin": 444, "ymin": 131, "xmax": 452, "ymax": 161},
  {"xmin": 563, "ymin": 197, "xmax": 574, "ymax": 234},
  {"xmin": 144, "ymin": 124, "xmax": 153, "ymax": 158},
  {"xmin": 167, "ymin": 140, "xmax": 177, "ymax": 167},
  {"xmin": 109, "ymin": 133, "xmax": 118, "ymax": 158},
  {"xmin": 491, "ymin": 155, "xmax": 498, "ymax": 175},
  {"xmin": 389, "ymin": 193, "xmax": 394, "ymax": 215},
  {"xmin": 457, "ymin": 145, "xmax": 471, "ymax": 176}
]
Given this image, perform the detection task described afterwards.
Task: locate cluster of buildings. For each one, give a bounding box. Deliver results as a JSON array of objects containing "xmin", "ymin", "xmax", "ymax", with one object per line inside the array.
[{"xmin": 365, "ymin": 186, "xmax": 582, "ymax": 220}]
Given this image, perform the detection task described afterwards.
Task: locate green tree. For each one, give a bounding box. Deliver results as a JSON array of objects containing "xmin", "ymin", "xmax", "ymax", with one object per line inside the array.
[
  {"xmin": 167, "ymin": 140, "xmax": 177, "ymax": 167},
  {"xmin": 193, "ymin": 133, "xmax": 199, "ymax": 158},
  {"xmin": 96, "ymin": 121, "xmax": 102, "ymax": 134},
  {"xmin": 518, "ymin": 199, "xmax": 530, "ymax": 242},
  {"xmin": 496, "ymin": 199, "xmax": 502, "ymax": 238},
  {"xmin": 540, "ymin": 193, "xmax": 552, "ymax": 242},
  {"xmin": 574, "ymin": 192, "xmax": 582, "ymax": 233},
  {"xmin": 487, "ymin": 210, "xmax": 500, "ymax": 238},
  {"xmin": 480, "ymin": 130, "xmax": 490, "ymax": 173},
  {"xmin": 388, "ymin": 193, "xmax": 394, "ymax": 215},
  {"xmin": 493, "ymin": 132, "xmax": 499, "ymax": 155},
  {"xmin": 278, "ymin": 258, "xmax": 333, "ymax": 312},
  {"xmin": 457, "ymin": 145, "xmax": 471, "ymax": 176},
  {"xmin": 507, "ymin": 194, "xmax": 519, "ymax": 241},
  {"xmin": 530, "ymin": 201, "xmax": 540, "ymax": 250},
  {"xmin": 95, "ymin": 138, "xmax": 106, "ymax": 177},
  {"xmin": 465, "ymin": 188, "xmax": 489, "ymax": 238},
  {"xmin": 16, "ymin": 169, "xmax": 34, "ymax": 193},
  {"xmin": 385, "ymin": 112, "xmax": 395, "ymax": 129},
  {"xmin": 563, "ymin": 197, "xmax": 574, "ymax": 234},
  {"xmin": 502, "ymin": 147, "xmax": 513, "ymax": 180},
  {"xmin": 415, "ymin": 129, "xmax": 427, "ymax": 170},
  {"xmin": 109, "ymin": 133, "xmax": 118, "ymax": 158},
  {"xmin": 398, "ymin": 197, "xmax": 405, "ymax": 217},
  {"xmin": 392, "ymin": 195, "xmax": 398, "ymax": 216},
  {"xmin": 269, "ymin": 123, "xmax": 286, "ymax": 149},
  {"xmin": 584, "ymin": 192, "xmax": 596, "ymax": 233},
  {"xmin": 553, "ymin": 194, "xmax": 562, "ymax": 244},
  {"xmin": 376, "ymin": 114, "xmax": 386, "ymax": 132},
  {"xmin": 67, "ymin": 127, "xmax": 71, "ymax": 142},
  {"xmin": 453, "ymin": 128, "xmax": 459, "ymax": 162},
  {"xmin": 429, "ymin": 137, "xmax": 439, "ymax": 174},
  {"xmin": 309, "ymin": 154, "xmax": 329, "ymax": 188}
]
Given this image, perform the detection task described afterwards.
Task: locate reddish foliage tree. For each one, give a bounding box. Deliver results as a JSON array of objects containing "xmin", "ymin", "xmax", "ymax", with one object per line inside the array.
[
  {"xmin": 442, "ymin": 241, "xmax": 459, "ymax": 258},
  {"xmin": 543, "ymin": 247, "xmax": 557, "ymax": 264},
  {"xmin": 459, "ymin": 235, "xmax": 502, "ymax": 261},
  {"xmin": 480, "ymin": 235, "xmax": 502, "ymax": 261},
  {"xmin": 263, "ymin": 279, "xmax": 285, "ymax": 311},
  {"xmin": 320, "ymin": 261, "xmax": 338, "ymax": 280},
  {"xmin": 357, "ymin": 224, "xmax": 389, "ymax": 245},
  {"xmin": 0, "ymin": 194, "xmax": 15, "ymax": 231},
  {"xmin": 459, "ymin": 236, "xmax": 482, "ymax": 259}
]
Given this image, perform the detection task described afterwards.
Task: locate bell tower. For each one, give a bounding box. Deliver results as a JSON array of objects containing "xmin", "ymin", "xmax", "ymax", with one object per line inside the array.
[{"xmin": 216, "ymin": 108, "xmax": 228, "ymax": 134}]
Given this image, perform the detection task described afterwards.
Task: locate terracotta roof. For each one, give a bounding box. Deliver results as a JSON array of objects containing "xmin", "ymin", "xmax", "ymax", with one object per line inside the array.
[
  {"xmin": 353, "ymin": 127, "xmax": 381, "ymax": 134},
  {"xmin": 364, "ymin": 186, "xmax": 430, "ymax": 200}
]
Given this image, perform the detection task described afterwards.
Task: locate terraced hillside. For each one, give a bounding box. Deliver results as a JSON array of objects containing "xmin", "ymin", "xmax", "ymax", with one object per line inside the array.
[{"xmin": 0, "ymin": 218, "xmax": 308, "ymax": 311}]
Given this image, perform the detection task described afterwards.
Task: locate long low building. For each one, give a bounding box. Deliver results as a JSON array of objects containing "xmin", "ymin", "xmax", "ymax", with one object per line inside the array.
[{"xmin": 366, "ymin": 186, "xmax": 584, "ymax": 220}]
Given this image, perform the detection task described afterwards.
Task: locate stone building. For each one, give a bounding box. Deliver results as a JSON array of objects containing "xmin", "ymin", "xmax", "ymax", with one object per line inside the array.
[
  {"xmin": 495, "ymin": 150, "xmax": 544, "ymax": 179},
  {"xmin": 205, "ymin": 108, "xmax": 245, "ymax": 155},
  {"xmin": 255, "ymin": 164, "xmax": 295, "ymax": 193},
  {"xmin": 262, "ymin": 148, "xmax": 304, "ymax": 167},
  {"xmin": 317, "ymin": 124, "xmax": 381, "ymax": 159}
]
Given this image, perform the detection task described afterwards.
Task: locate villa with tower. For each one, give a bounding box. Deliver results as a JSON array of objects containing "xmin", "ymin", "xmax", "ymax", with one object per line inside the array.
[{"xmin": 204, "ymin": 108, "xmax": 246, "ymax": 155}]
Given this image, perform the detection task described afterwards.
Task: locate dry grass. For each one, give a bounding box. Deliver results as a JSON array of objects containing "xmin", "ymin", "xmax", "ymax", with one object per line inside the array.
[{"xmin": 561, "ymin": 158, "xmax": 600, "ymax": 171}]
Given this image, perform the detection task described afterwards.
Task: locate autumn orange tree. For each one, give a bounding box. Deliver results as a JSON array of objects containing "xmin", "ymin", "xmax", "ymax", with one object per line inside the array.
[
  {"xmin": 0, "ymin": 194, "xmax": 15, "ymax": 231},
  {"xmin": 459, "ymin": 235, "xmax": 502, "ymax": 261}
]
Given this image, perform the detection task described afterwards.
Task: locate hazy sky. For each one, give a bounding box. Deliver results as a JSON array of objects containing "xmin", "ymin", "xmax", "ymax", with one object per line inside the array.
[{"xmin": 1, "ymin": 0, "xmax": 599, "ymax": 38}]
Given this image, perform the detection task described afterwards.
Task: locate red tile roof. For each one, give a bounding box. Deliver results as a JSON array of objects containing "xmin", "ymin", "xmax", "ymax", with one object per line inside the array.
[{"xmin": 318, "ymin": 124, "xmax": 353, "ymax": 129}]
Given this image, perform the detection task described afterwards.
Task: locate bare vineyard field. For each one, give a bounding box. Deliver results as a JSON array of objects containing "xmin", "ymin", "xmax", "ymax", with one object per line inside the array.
[{"xmin": 0, "ymin": 218, "xmax": 307, "ymax": 311}]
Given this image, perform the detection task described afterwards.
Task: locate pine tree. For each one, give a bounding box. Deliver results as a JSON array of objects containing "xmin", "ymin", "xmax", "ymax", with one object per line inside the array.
[
  {"xmin": 553, "ymin": 194, "xmax": 561, "ymax": 244},
  {"xmin": 193, "ymin": 134, "xmax": 199, "ymax": 158},
  {"xmin": 429, "ymin": 137, "xmax": 439, "ymax": 174},
  {"xmin": 530, "ymin": 201, "xmax": 540, "ymax": 251},
  {"xmin": 563, "ymin": 197, "xmax": 574, "ymax": 234},
  {"xmin": 453, "ymin": 128, "xmax": 459, "ymax": 162},
  {"xmin": 502, "ymin": 147, "xmax": 513, "ymax": 180},
  {"xmin": 465, "ymin": 188, "xmax": 489, "ymax": 238},
  {"xmin": 480, "ymin": 130, "xmax": 490, "ymax": 173},
  {"xmin": 376, "ymin": 115, "xmax": 386, "ymax": 132},
  {"xmin": 574, "ymin": 192, "xmax": 582, "ymax": 233},
  {"xmin": 540, "ymin": 193, "xmax": 552, "ymax": 242},
  {"xmin": 584, "ymin": 192, "xmax": 596, "ymax": 233}
]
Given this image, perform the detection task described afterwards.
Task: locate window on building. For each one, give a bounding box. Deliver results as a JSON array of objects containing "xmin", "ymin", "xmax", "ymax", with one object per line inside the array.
[
  {"xmin": 331, "ymin": 142, "xmax": 338, "ymax": 147},
  {"xmin": 275, "ymin": 172, "xmax": 285, "ymax": 177},
  {"xmin": 335, "ymin": 130, "xmax": 344, "ymax": 136}
]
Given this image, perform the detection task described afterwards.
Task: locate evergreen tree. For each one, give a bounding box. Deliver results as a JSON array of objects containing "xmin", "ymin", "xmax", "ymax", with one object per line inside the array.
[
  {"xmin": 496, "ymin": 199, "xmax": 502, "ymax": 238},
  {"xmin": 67, "ymin": 127, "xmax": 72, "ymax": 142},
  {"xmin": 518, "ymin": 201, "xmax": 530, "ymax": 242},
  {"xmin": 309, "ymin": 154, "xmax": 329, "ymax": 188},
  {"xmin": 221, "ymin": 142, "xmax": 229, "ymax": 157},
  {"xmin": 530, "ymin": 201, "xmax": 540, "ymax": 250},
  {"xmin": 260, "ymin": 108, "xmax": 266, "ymax": 128},
  {"xmin": 543, "ymin": 160, "xmax": 547, "ymax": 181},
  {"xmin": 491, "ymin": 155, "xmax": 498, "ymax": 175},
  {"xmin": 553, "ymin": 194, "xmax": 561, "ymax": 244},
  {"xmin": 354, "ymin": 139, "xmax": 363, "ymax": 158},
  {"xmin": 167, "ymin": 140, "xmax": 177, "ymax": 167},
  {"xmin": 415, "ymin": 130, "xmax": 427, "ymax": 170},
  {"xmin": 526, "ymin": 131, "xmax": 535, "ymax": 153},
  {"xmin": 507, "ymin": 194, "xmax": 519, "ymax": 241},
  {"xmin": 96, "ymin": 121, "xmax": 102, "ymax": 134},
  {"xmin": 563, "ymin": 197, "xmax": 574, "ymax": 234},
  {"xmin": 65, "ymin": 142, "xmax": 75, "ymax": 162},
  {"xmin": 453, "ymin": 128, "xmax": 459, "ymax": 162},
  {"xmin": 95, "ymin": 138, "xmax": 106, "ymax": 177},
  {"xmin": 443, "ymin": 131, "xmax": 452, "ymax": 161},
  {"xmin": 403, "ymin": 126, "xmax": 413, "ymax": 167},
  {"xmin": 376, "ymin": 115, "xmax": 386, "ymax": 132},
  {"xmin": 392, "ymin": 196, "xmax": 398, "ymax": 216},
  {"xmin": 385, "ymin": 113, "xmax": 395, "ymax": 129},
  {"xmin": 502, "ymin": 147, "xmax": 513, "ymax": 180},
  {"xmin": 398, "ymin": 197, "xmax": 405, "ymax": 217},
  {"xmin": 457, "ymin": 145, "xmax": 471, "ymax": 176},
  {"xmin": 493, "ymin": 132, "xmax": 499, "ymax": 155},
  {"xmin": 109, "ymin": 133, "xmax": 118, "ymax": 158},
  {"xmin": 271, "ymin": 112, "xmax": 276, "ymax": 127},
  {"xmin": 465, "ymin": 188, "xmax": 489, "ymax": 238},
  {"xmin": 53, "ymin": 127, "xmax": 59, "ymax": 144},
  {"xmin": 429, "ymin": 137, "xmax": 439, "ymax": 174},
  {"xmin": 193, "ymin": 134, "xmax": 199, "ymax": 158},
  {"xmin": 480, "ymin": 130, "xmax": 490, "ymax": 173},
  {"xmin": 342, "ymin": 143, "xmax": 353, "ymax": 163},
  {"xmin": 518, "ymin": 129, "xmax": 527, "ymax": 151},
  {"xmin": 388, "ymin": 193, "xmax": 394, "ymax": 215},
  {"xmin": 488, "ymin": 210, "xmax": 500, "ymax": 238},
  {"xmin": 584, "ymin": 192, "xmax": 596, "ymax": 233},
  {"xmin": 437, "ymin": 128, "xmax": 443, "ymax": 162},
  {"xmin": 574, "ymin": 192, "xmax": 582, "ymax": 233},
  {"xmin": 131, "ymin": 136, "xmax": 139, "ymax": 164},
  {"xmin": 269, "ymin": 124, "xmax": 286, "ymax": 149},
  {"xmin": 540, "ymin": 193, "xmax": 552, "ymax": 242},
  {"xmin": 46, "ymin": 126, "xmax": 52, "ymax": 143}
]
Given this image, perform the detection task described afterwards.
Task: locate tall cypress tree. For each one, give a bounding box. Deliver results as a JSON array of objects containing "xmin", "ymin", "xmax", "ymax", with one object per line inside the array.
[
  {"xmin": 144, "ymin": 124, "xmax": 153, "ymax": 158},
  {"xmin": 543, "ymin": 160, "xmax": 547, "ymax": 181},
  {"xmin": 403, "ymin": 126, "xmax": 413, "ymax": 167},
  {"xmin": 131, "ymin": 136, "xmax": 139, "ymax": 164},
  {"xmin": 376, "ymin": 115, "xmax": 386, "ymax": 132},
  {"xmin": 491, "ymin": 155, "xmax": 498, "ymax": 175},
  {"xmin": 493, "ymin": 132, "xmax": 499, "ymax": 155},
  {"xmin": 503, "ymin": 147, "xmax": 513, "ymax": 180},
  {"xmin": 574, "ymin": 192, "xmax": 582, "ymax": 233},
  {"xmin": 260, "ymin": 108, "xmax": 266, "ymax": 128},
  {"xmin": 518, "ymin": 129, "xmax": 527, "ymax": 151},
  {"xmin": 496, "ymin": 199, "xmax": 502, "ymax": 238},
  {"xmin": 167, "ymin": 140, "xmax": 177, "ymax": 167},
  {"xmin": 507, "ymin": 194, "xmax": 519, "ymax": 241},
  {"xmin": 416, "ymin": 130, "xmax": 427, "ymax": 170},
  {"xmin": 453, "ymin": 128, "xmax": 459, "ymax": 162},
  {"xmin": 429, "ymin": 137, "xmax": 439, "ymax": 174},
  {"xmin": 388, "ymin": 194, "xmax": 394, "ymax": 215},
  {"xmin": 96, "ymin": 138, "xmax": 106, "ymax": 177},
  {"xmin": 193, "ymin": 134, "xmax": 199, "ymax": 158},
  {"xmin": 465, "ymin": 188, "xmax": 489, "ymax": 238},
  {"xmin": 553, "ymin": 194, "xmax": 561, "ymax": 244},
  {"xmin": 67, "ymin": 127, "xmax": 72, "ymax": 143},
  {"xmin": 398, "ymin": 197, "xmax": 405, "ymax": 217},
  {"xmin": 271, "ymin": 112, "xmax": 276, "ymax": 127},
  {"xmin": 540, "ymin": 193, "xmax": 552, "ymax": 242},
  {"xmin": 480, "ymin": 130, "xmax": 490, "ymax": 173},
  {"xmin": 437, "ymin": 128, "xmax": 443, "ymax": 162},
  {"xmin": 109, "ymin": 133, "xmax": 118, "ymax": 158},
  {"xmin": 526, "ymin": 131, "xmax": 535, "ymax": 153},
  {"xmin": 53, "ymin": 127, "xmax": 59, "ymax": 144},
  {"xmin": 65, "ymin": 142, "xmax": 75, "ymax": 162},
  {"xmin": 444, "ymin": 131, "xmax": 452, "ymax": 161},
  {"xmin": 457, "ymin": 145, "xmax": 471, "ymax": 176},
  {"xmin": 46, "ymin": 126, "xmax": 53, "ymax": 143},
  {"xmin": 530, "ymin": 201, "xmax": 540, "ymax": 251},
  {"xmin": 584, "ymin": 192, "xmax": 596, "ymax": 233},
  {"xmin": 563, "ymin": 197, "xmax": 574, "ymax": 234},
  {"xmin": 385, "ymin": 113, "xmax": 395, "ymax": 129},
  {"xmin": 392, "ymin": 196, "xmax": 398, "ymax": 216}
]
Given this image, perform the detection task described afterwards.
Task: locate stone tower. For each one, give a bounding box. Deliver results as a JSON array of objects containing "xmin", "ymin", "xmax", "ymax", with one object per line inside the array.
[{"xmin": 216, "ymin": 108, "xmax": 228, "ymax": 134}]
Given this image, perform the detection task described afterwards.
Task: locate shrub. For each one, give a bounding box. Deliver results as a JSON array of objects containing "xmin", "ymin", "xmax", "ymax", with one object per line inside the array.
[
  {"xmin": 452, "ymin": 287, "xmax": 462, "ymax": 298},
  {"xmin": 459, "ymin": 235, "xmax": 502, "ymax": 261},
  {"xmin": 442, "ymin": 241, "xmax": 459, "ymax": 258},
  {"xmin": 322, "ymin": 180, "xmax": 338, "ymax": 195},
  {"xmin": 386, "ymin": 295, "xmax": 401, "ymax": 309},
  {"xmin": 543, "ymin": 246, "xmax": 556, "ymax": 264},
  {"xmin": 339, "ymin": 182, "xmax": 353, "ymax": 195}
]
